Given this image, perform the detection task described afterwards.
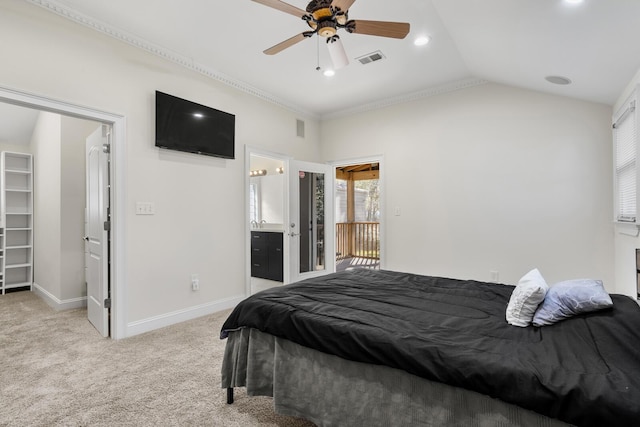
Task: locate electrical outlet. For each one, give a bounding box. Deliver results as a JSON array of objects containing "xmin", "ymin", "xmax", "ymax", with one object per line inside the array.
[
  {"xmin": 490, "ymin": 271, "xmax": 499, "ymax": 283},
  {"xmin": 191, "ymin": 274, "xmax": 200, "ymax": 291}
]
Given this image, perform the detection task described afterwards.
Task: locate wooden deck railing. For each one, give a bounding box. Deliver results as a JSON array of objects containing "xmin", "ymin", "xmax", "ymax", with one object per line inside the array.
[{"xmin": 336, "ymin": 222, "xmax": 380, "ymax": 260}]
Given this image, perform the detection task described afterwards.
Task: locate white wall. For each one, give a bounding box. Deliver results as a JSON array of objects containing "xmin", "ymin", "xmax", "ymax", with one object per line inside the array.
[
  {"xmin": 32, "ymin": 112, "xmax": 62, "ymax": 298},
  {"xmin": 613, "ymin": 67, "xmax": 640, "ymax": 298},
  {"xmin": 0, "ymin": 0, "xmax": 320, "ymax": 334},
  {"xmin": 0, "ymin": 143, "xmax": 30, "ymax": 155},
  {"xmin": 31, "ymin": 113, "xmax": 97, "ymax": 305},
  {"xmin": 321, "ymin": 83, "xmax": 615, "ymax": 289}
]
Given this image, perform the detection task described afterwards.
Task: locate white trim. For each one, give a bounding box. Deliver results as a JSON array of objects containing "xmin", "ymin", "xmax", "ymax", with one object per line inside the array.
[
  {"xmin": 615, "ymin": 222, "xmax": 640, "ymax": 237},
  {"xmin": 126, "ymin": 295, "xmax": 244, "ymax": 337},
  {"xmin": 0, "ymin": 84, "xmax": 127, "ymax": 340},
  {"xmin": 32, "ymin": 282, "xmax": 88, "ymax": 311}
]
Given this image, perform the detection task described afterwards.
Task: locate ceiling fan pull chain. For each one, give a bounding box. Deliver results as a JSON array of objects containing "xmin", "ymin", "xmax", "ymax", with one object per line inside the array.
[{"xmin": 316, "ymin": 35, "xmax": 321, "ymax": 71}]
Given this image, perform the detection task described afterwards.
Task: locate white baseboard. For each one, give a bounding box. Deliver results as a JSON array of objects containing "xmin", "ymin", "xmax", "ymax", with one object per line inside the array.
[
  {"xmin": 32, "ymin": 282, "xmax": 87, "ymax": 311},
  {"xmin": 125, "ymin": 295, "xmax": 244, "ymax": 338}
]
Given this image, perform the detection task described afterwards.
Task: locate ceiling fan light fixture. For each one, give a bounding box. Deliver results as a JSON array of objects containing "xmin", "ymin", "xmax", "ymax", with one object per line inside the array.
[
  {"xmin": 317, "ymin": 20, "xmax": 337, "ymax": 37},
  {"xmin": 327, "ymin": 36, "xmax": 349, "ymax": 69}
]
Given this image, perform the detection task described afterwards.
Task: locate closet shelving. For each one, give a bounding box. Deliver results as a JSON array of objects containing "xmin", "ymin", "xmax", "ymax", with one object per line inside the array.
[{"xmin": 0, "ymin": 152, "xmax": 33, "ymax": 294}]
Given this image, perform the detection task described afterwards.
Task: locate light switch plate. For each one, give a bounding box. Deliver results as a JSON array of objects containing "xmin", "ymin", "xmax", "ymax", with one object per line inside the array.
[{"xmin": 135, "ymin": 202, "xmax": 155, "ymax": 215}]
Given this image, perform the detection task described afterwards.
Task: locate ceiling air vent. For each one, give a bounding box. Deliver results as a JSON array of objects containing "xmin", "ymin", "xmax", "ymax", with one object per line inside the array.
[{"xmin": 357, "ymin": 51, "xmax": 386, "ymax": 65}]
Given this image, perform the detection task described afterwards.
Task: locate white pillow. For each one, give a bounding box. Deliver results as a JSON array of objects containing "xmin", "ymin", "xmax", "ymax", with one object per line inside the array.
[
  {"xmin": 506, "ymin": 268, "xmax": 549, "ymax": 327},
  {"xmin": 532, "ymin": 279, "xmax": 613, "ymax": 326}
]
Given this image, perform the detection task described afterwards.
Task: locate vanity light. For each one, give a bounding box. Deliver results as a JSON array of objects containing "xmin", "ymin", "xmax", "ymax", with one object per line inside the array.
[
  {"xmin": 249, "ymin": 169, "xmax": 267, "ymax": 176},
  {"xmin": 276, "ymin": 167, "xmax": 284, "ymax": 174}
]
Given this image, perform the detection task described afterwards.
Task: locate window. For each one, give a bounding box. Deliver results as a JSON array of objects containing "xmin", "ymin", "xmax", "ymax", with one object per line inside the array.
[{"xmin": 614, "ymin": 89, "xmax": 639, "ymax": 223}]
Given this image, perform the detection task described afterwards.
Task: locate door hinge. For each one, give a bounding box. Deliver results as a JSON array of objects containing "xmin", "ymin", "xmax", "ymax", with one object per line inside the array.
[
  {"xmin": 104, "ymin": 221, "xmax": 111, "ymax": 231},
  {"xmin": 104, "ymin": 298, "xmax": 111, "ymax": 309}
]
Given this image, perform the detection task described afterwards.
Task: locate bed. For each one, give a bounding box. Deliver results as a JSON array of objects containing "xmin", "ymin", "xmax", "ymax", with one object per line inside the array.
[{"xmin": 220, "ymin": 269, "xmax": 640, "ymax": 426}]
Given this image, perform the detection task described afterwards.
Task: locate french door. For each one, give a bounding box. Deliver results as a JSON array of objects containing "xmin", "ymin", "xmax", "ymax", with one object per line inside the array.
[{"xmin": 288, "ymin": 160, "xmax": 334, "ymax": 283}]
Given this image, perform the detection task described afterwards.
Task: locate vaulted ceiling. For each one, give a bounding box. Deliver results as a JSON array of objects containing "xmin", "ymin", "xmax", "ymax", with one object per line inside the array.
[{"xmin": 14, "ymin": 0, "xmax": 640, "ymax": 121}]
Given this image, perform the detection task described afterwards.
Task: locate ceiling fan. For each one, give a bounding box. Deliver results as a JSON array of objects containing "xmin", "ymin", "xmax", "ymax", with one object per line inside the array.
[{"xmin": 252, "ymin": 0, "xmax": 411, "ymax": 70}]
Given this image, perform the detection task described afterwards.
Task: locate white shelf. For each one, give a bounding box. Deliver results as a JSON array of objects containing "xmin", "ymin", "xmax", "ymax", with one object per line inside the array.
[
  {"xmin": 5, "ymin": 282, "xmax": 31, "ymax": 289},
  {"xmin": 1, "ymin": 152, "xmax": 33, "ymax": 295},
  {"xmin": 5, "ymin": 263, "xmax": 31, "ymax": 269}
]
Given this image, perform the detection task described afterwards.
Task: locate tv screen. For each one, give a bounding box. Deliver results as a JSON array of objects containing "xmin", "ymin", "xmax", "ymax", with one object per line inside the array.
[{"xmin": 155, "ymin": 91, "xmax": 235, "ymax": 159}]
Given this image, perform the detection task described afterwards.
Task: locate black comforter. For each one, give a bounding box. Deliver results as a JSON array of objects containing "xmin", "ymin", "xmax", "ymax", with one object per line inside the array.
[{"xmin": 221, "ymin": 269, "xmax": 640, "ymax": 426}]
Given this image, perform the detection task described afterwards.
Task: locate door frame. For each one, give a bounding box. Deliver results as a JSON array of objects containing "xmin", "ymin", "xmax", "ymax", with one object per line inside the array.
[
  {"xmin": 245, "ymin": 145, "xmax": 291, "ymax": 295},
  {"xmin": 0, "ymin": 85, "xmax": 127, "ymax": 339},
  {"xmin": 330, "ymin": 154, "xmax": 386, "ymax": 270}
]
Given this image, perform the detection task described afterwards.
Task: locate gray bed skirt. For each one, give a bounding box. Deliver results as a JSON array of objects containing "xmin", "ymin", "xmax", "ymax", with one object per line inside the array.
[{"xmin": 221, "ymin": 328, "xmax": 572, "ymax": 427}]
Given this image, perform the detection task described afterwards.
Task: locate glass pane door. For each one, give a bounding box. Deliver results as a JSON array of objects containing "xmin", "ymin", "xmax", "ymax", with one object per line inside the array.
[{"xmin": 289, "ymin": 161, "xmax": 334, "ymax": 282}]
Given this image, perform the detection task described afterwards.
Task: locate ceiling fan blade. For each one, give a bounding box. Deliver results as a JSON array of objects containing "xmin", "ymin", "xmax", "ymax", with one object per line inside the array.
[
  {"xmin": 332, "ymin": 0, "xmax": 356, "ymax": 12},
  {"xmin": 264, "ymin": 33, "xmax": 308, "ymax": 55},
  {"xmin": 251, "ymin": 0, "xmax": 307, "ymax": 18},
  {"xmin": 349, "ymin": 20, "xmax": 410, "ymax": 39}
]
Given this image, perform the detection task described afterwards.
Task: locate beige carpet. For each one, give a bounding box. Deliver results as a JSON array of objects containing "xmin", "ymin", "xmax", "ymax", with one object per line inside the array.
[{"xmin": 0, "ymin": 291, "xmax": 316, "ymax": 427}]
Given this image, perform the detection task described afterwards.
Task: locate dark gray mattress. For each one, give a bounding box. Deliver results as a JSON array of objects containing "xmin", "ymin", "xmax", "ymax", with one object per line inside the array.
[{"xmin": 221, "ymin": 269, "xmax": 640, "ymax": 426}]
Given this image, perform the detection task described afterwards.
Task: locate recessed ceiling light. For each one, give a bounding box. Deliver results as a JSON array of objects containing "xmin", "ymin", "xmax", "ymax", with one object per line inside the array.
[
  {"xmin": 414, "ymin": 36, "xmax": 431, "ymax": 46},
  {"xmin": 545, "ymin": 75, "xmax": 572, "ymax": 85},
  {"xmin": 565, "ymin": 0, "xmax": 584, "ymax": 4},
  {"xmin": 193, "ymin": 113, "xmax": 204, "ymax": 118},
  {"xmin": 323, "ymin": 69, "xmax": 335, "ymax": 77}
]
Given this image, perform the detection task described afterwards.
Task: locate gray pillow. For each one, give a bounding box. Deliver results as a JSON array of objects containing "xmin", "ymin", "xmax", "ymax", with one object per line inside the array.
[
  {"xmin": 532, "ymin": 279, "xmax": 613, "ymax": 326},
  {"xmin": 506, "ymin": 268, "xmax": 549, "ymax": 327}
]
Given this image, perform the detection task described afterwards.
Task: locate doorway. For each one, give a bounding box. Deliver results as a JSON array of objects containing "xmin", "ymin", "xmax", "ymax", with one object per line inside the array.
[
  {"xmin": 247, "ymin": 149, "xmax": 288, "ymax": 294},
  {"xmin": 334, "ymin": 159, "xmax": 383, "ymax": 272},
  {"xmin": 245, "ymin": 147, "xmax": 337, "ymax": 292},
  {"xmin": 0, "ymin": 86, "xmax": 125, "ymax": 339}
]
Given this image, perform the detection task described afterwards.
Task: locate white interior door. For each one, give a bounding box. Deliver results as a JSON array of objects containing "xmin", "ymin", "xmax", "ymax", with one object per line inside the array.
[
  {"xmin": 288, "ymin": 160, "xmax": 334, "ymax": 283},
  {"xmin": 85, "ymin": 125, "xmax": 110, "ymax": 337}
]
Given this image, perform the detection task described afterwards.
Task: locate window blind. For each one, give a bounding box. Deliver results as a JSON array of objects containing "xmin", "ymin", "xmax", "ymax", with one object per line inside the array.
[{"xmin": 614, "ymin": 99, "xmax": 637, "ymax": 222}]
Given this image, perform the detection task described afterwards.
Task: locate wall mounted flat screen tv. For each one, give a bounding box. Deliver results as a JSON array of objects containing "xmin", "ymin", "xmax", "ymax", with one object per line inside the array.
[{"xmin": 155, "ymin": 91, "xmax": 235, "ymax": 159}]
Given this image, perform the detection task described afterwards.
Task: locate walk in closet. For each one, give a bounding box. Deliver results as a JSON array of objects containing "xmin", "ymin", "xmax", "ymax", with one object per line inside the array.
[{"xmin": 0, "ymin": 152, "xmax": 33, "ymax": 294}]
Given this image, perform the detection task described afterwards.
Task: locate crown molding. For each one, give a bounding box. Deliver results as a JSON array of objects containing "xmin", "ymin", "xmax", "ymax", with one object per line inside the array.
[
  {"xmin": 321, "ymin": 78, "xmax": 489, "ymax": 120},
  {"xmin": 24, "ymin": 0, "xmax": 319, "ymax": 119}
]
